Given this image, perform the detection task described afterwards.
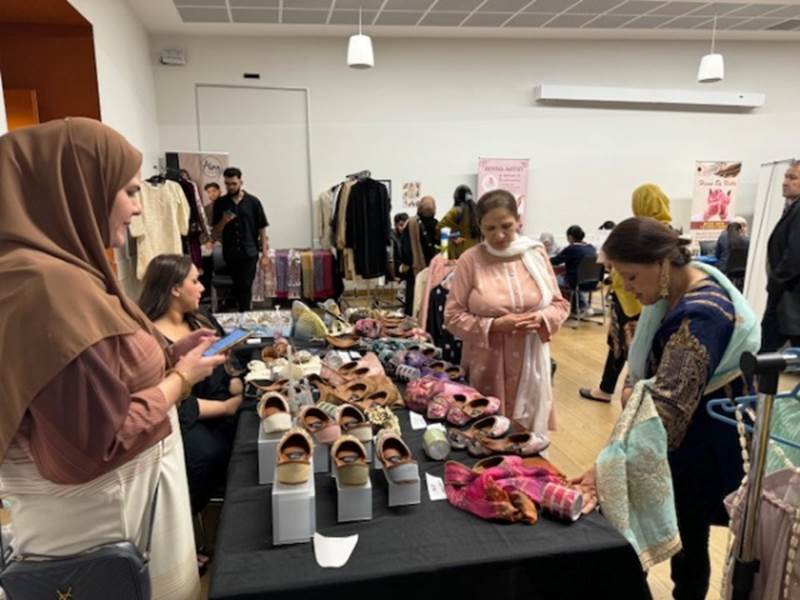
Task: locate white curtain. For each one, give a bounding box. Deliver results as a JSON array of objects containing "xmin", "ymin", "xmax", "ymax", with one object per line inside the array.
[{"xmin": 744, "ymin": 159, "xmax": 796, "ymax": 320}]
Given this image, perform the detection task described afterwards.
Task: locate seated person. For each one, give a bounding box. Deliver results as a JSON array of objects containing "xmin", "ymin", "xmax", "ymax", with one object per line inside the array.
[
  {"xmin": 715, "ymin": 217, "xmax": 749, "ymax": 273},
  {"xmin": 138, "ymin": 254, "xmax": 243, "ymax": 517},
  {"xmin": 551, "ymin": 225, "xmax": 598, "ymax": 312}
]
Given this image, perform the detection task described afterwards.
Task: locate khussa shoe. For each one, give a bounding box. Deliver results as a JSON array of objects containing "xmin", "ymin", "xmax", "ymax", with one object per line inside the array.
[
  {"xmin": 292, "ymin": 300, "xmax": 329, "ymax": 341},
  {"xmin": 331, "ymin": 435, "xmax": 370, "ymax": 486},
  {"xmin": 336, "ymin": 404, "xmax": 372, "ymax": 443},
  {"xmin": 447, "ymin": 415, "xmax": 516, "ymax": 450},
  {"xmin": 376, "ymin": 431, "xmax": 419, "ymax": 484},
  {"xmin": 467, "ymin": 431, "xmax": 551, "ymax": 458},
  {"xmin": 276, "ymin": 428, "xmax": 314, "ymax": 485},
  {"xmin": 257, "ymin": 393, "xmax": 292, "ymax": 435},
  {"xmin": 326, "ymin": 333, "xmax": 361, "ymax": 350},
  {"xmin": 446, "ymin": 396, "xmax": 501, "ymax": 427},
  {"xmin": 299, "ymin": 405, "xmax": 342, "ymax": 445}
]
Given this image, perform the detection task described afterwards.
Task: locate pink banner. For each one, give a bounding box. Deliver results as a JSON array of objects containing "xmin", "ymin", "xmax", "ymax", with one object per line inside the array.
[
  {"xmin": 690, "ymin": 160, "xmax": 742, "ymax": 243},
  {"xmin": 477, "ymin": 158, "xmax": 530, "ymax": 218}
]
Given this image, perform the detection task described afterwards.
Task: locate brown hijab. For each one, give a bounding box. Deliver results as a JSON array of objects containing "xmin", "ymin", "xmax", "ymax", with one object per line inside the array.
[{"xmin": 0, "ymin": 118, "xmax": 160, "ymax": 462}]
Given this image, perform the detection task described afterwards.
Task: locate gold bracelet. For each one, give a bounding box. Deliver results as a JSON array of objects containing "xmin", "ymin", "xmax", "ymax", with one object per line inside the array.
[{"xmin": 166, "ymin": 368, "xmax": 192, "ymax": 399}]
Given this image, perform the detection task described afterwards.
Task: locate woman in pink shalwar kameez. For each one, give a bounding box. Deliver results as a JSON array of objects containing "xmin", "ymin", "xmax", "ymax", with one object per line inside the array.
[{"xmin": 445, "ymin": 191, "xmax": 570, "ymax": 431}]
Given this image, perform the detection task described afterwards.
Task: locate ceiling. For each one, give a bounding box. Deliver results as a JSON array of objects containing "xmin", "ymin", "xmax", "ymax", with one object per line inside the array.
[{"xmin": 128, "ymin": 0, "xmax": 800, "ymax": 37}]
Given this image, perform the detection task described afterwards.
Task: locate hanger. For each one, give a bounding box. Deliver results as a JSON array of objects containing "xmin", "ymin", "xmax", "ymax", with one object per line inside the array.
[
  {"xmin": 346, "ymin": 169, "xmax": 371, "ymax": 181},
  {"xmin": 707, "ymin": 392, "xmax": 800, "ymax": 451}
]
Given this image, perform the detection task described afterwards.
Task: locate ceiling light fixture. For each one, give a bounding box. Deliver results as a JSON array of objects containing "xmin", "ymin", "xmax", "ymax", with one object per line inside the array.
[
  {"xmin": 697, "ymin": 16, "xmax": 724, "ymax": 83},
  {"xmin": 347, "ymin": 7, "xmax": 374, "ymax": 69}
]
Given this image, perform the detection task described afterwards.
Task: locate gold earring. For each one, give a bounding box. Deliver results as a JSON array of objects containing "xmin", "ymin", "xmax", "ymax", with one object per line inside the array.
[{"xmin": 659, "ymin": 260, "xmax": 670, "ymax": 299}]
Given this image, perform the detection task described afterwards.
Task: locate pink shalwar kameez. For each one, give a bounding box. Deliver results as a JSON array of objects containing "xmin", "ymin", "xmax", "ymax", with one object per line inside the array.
[{"xmin": 444, "ymin": 244, "xmax": 570, "ymax": 427}]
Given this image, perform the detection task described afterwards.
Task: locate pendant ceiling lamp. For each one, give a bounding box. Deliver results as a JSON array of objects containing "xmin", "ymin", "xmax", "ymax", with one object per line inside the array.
[
  {"xmin": 697, "ymin": 16, "xmax": 724, "ymax": 83},
  {"xmin": 347, "ymin": 7, "xmax": 374, "ymax": 69}
]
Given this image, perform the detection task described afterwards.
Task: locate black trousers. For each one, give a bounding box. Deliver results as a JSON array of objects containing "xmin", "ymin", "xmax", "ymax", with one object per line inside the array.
[
  {"xmin": 599, "ymin": 348, "xmax": 626, "ymax": 395},
  {"xmin": 229, "ymin": 256, "xmax": 258, "ymax": 312},
  {"xmin": 598, "ymin": 292, "xmax": 636, "ymax": 394},
  {"xmin": 670, "ymin": 452, "xmax": 730, "ymax": 600},
  {"xmin": 760, "ymin": 293, "xmax": 800, "ymax": 352}
]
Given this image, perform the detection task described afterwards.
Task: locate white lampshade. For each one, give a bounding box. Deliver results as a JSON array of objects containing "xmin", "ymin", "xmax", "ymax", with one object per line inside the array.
[
  {"xmin": 697, "ymin": 53, "xmax": 724, "ymax": 83},
  {"xmin": 347, "ymin": 34, "xmax": 374, "ymax": 69}
]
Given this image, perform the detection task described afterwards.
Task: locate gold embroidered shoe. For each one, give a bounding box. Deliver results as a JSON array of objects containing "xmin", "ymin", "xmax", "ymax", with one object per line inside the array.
[{"xmin": 276, "ymin": 428, "xmax": 314, "ymax": 485}]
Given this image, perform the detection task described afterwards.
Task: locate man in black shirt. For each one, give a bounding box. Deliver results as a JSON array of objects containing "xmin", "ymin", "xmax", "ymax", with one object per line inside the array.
[{"xmin": 212, "ymin": 167, "xmax": 269, "ymax": 311}]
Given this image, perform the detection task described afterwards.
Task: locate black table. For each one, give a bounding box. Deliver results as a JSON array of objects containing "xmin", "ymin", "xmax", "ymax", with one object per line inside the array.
[{"xmin": 209, "ymin": 405, "xmax": 651, "ymax": 600}]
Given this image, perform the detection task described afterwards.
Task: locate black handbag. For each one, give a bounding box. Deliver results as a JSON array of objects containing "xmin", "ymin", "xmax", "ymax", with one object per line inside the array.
[{"xmin": 0, "ymin": 479, "xmax": 160, "ymax": 600}]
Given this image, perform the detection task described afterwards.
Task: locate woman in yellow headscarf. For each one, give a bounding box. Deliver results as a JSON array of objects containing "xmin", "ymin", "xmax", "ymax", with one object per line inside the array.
[{"xmin": 579, "ymin": 183, "xmax": 672, "ymax": 402}]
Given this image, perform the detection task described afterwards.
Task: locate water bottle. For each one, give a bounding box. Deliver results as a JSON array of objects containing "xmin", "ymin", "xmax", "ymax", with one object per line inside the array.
[{"xmin": 440, "ymin": 227, "xmax": 451, "ymax": 259}]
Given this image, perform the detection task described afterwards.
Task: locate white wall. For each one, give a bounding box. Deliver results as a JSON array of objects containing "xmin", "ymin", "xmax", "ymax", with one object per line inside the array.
[
  {"xmin": 150, "ymin": 34, "xmax": 800, "ymax": 244},
  {"xmin": 69, "ymin": 0, "xmax": 162, "ymax": 298},
  {"xmin": 69, "ymin": 0, "xmax": 161, "ymax": 174}
]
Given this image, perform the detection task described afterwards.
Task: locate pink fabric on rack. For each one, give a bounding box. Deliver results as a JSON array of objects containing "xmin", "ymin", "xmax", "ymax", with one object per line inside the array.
[{"xmin": 420, "ymin": 254, "xmax": 457, "ymax": 330}]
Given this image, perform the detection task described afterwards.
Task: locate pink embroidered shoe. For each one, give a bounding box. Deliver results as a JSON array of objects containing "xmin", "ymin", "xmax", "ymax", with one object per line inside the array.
[
  {"xmin": 446, "ymin": 396, "xmax": 501, "ymax": 427},
  {"xmin": 403, "ymin": 377, "xmax": 444, "ymax": 413}
]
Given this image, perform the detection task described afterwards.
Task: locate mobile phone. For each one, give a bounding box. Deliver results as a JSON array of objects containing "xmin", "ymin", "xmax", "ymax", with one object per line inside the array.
[{"xmin": 202, "ymin": 328, "xmax": 253, "ymax": 357}]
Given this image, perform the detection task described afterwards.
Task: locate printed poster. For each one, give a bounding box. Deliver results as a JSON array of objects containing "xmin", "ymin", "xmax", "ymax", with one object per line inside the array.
[
  {"xmin": 691, "ymin": 161, "xmax": 742, "ymax": 243},
  {"xmin": 477, "ymin": 158, "xmax": 530, "ymax": 218},
  {"xmin": 402, "ymin": 181, "xmax": 422, "ymax": 208},
  {"xmin": 172, "ymin": 152, "xmax": 230, "ymax": 206}
]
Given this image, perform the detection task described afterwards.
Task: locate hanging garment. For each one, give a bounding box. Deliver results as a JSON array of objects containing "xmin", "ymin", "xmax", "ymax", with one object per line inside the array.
[
  {"xmin": 287, "ymin": 250, "xmax": 302, "ymax": 299},
  {"xmin": 317, "ymin": 186, "xmax": 339, "ymax": 248},
  {"xmin": 426, "ymin": 283, "xmax": 463, "ymax": 365},
  {"xmin": 345, "ymin": 178, "xmax": 391, "ymax": 279},
  {"xmin": 251, "ymin": 249, "xmax": 277, "ymax": 304},
  {"xmin": 723, "ymin": 468, "xmax": 800, "ymax": 600},
  {"xmin": 129, "ymin": 180, "xmax": 190, "ymax": 280},
  {"xmin": 412, "ymin": 268, "xmax": 429, "ymax": 322},
  {"xmin": 176, "ymin": 178, "xmax": 205, "ymax": 271},
  {"xmin": 419, "ymin": 254, "xmax": 457, "ymax": 328},
  {"xmin": 302, "ymin": 251, "xmax": 314, "ymax": 299}
]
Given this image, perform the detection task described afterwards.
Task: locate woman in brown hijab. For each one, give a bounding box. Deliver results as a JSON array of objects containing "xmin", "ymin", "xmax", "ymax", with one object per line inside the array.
[{"xmin": 0, "ymin": 118, "xmax": 225, "ymax": 599}]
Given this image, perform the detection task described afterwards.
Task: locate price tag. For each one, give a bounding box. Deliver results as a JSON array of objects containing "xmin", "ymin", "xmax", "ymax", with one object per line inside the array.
[
  {"xmin": 425, "ymin": 473, "xmax": 447, "ymax": 501},
  {"xmin": 409, "ymin": 412, "xmax": 428, "ymax": 430}
]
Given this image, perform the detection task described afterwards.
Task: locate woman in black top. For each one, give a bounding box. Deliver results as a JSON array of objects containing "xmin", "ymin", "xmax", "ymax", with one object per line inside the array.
[{"xmin": 139, "ymin": 254, "xmax": 243, "ymax": 515}]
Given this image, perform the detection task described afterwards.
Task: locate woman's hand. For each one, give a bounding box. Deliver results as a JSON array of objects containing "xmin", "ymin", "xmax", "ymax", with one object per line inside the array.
[
  {"xmin": 491, "ymin": 314, "xmax": 524, "ymax": 333},
  {"xmin": 491, "ymin": 312, "xmax": 544, "ymax": 334},
  {"xmin": 175, "ymin": 338, "xmax": 226, "ymax": 386},
  {"xmin": 171, "ymin": 328, "xmax": 217, "ymax": 361},
  {"xmin": 569, "ymin": 465, "xmax": 599, "ymax": 514}
]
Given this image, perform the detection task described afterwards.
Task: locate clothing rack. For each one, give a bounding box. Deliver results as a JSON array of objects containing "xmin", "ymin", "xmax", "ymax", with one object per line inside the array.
[
  {"xmin": 346, "ymin": 169, "xmax": 371, "ymax": 181},
  {"xmin": 706, "ymin": 348, "xmax": 800, "ymax": 600}
]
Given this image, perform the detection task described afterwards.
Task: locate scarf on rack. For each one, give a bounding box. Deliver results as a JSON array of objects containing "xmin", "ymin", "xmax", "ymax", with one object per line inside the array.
[
  {"xmin": 596, "ymin": 261, "xmax": 760, "ymax": 570},
  {"xmin": 483, "ymin": 236, "xmax": 555, "ymax": 433}
]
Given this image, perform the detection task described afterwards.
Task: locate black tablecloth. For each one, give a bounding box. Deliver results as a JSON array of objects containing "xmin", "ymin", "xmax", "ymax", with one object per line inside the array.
[{"xmin": 209, "ymin": 406, "xmax": 651, "ymax": 600}]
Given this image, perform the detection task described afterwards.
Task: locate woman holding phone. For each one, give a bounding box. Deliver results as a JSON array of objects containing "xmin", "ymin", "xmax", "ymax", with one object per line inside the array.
[
  {"xmin": 0, "ymin": 118, "xmax": 225, "ymax": 599},
  {"xmin": 139, "ymin": 254, "xmax": 244, "ymax": 522}
]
